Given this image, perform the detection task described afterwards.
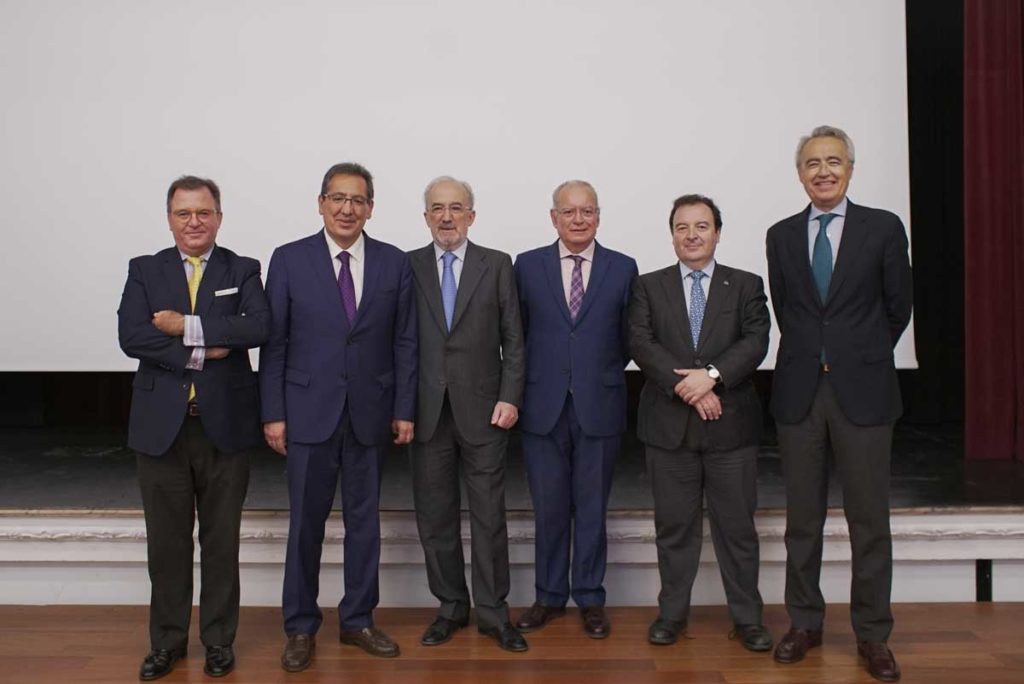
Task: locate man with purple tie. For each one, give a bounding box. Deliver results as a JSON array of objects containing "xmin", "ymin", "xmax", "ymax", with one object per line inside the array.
[{"xmin": 260, "ymin": 162, "xmax": 417, "ymax": 671}]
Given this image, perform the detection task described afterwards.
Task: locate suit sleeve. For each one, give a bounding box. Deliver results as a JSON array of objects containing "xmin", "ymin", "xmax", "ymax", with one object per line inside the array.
[
  {"xmin": 882, "ymin": 217, "xmax": 913, "ymax": 346},
  {"xmin": 710, "ymin": 275, "xmax": 771, "ymax": 388},
  {"xmin": 199, "ymin": 258, "xmax": 270, "ymax": 349},
  {"xmin": 497, "ymin": 253, "xmax": 525, "ymax": 407},
  {"xmin": 513, "ymin": 256, "xmax": 529, "ymax": 338},
  {"xmin": 259, "ymin": 249, "xmax": 289, "ymax": 424},
  {"xmin": 627, "ymin": 276, "xmax": 685, "ymax": 398},
  {"xmin": 766, "ymin": 229, "xmax": 786, "ymax": 325},
  {"xmin": 117, "ymin": 258, "xmax": 191, "ymax": 372},
  {"xmin": 620, "ymin": 258, "xmax": 640, "ymax": 366},
  {"xmin": 392, "ymin": 253, "xmax": 418, "ymax": 422}
]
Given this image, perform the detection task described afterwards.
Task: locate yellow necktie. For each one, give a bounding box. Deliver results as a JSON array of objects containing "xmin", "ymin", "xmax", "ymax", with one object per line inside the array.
[{"xmin": 187, "ymin": 256, "xmax": 203, "ymax": 401}]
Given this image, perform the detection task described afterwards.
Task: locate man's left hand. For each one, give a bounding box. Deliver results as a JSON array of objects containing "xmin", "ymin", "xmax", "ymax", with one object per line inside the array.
[
  {"xmin": 392, "ymin": 419, "xmax": 414, "ymax": 445},
  {"xmin": 152, "ymin": 310, "xmax": 186, "ymax": 337},
  {"xmin": 673, "ymin": 368, "xmax": 716, "ymax": 404},
  {"xmin": 491, "ymin": 401, "xmax": 519, "ymax": 430}
]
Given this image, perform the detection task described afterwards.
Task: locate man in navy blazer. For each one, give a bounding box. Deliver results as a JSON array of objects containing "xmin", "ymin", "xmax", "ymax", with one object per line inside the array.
[
  {"xmin": 767, "ymin": 126, "xmax": 912, "ymax": 682},
  {"xmin": 118, "ymin": 175, "xmax": 269, "ymax": 680},
  {"xmin": 260, "ymin": 163, "xmax": 417, "ymax": 669},
  {"xmin": 513, "ymin": 180, "xmax": 638, "ymax": 638}
]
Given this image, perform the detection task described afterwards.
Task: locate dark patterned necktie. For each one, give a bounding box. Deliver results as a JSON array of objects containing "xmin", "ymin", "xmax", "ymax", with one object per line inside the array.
[
  {"xmin": 568, "ymin": 255, "xmax": 585, "ymax": 321},
  {"xmin": 337, "ymin": 251, "xmax": 356, "ymax": 324}
]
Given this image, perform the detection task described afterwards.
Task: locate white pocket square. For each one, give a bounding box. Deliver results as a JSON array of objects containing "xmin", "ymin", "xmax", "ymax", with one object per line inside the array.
[{"xmin": 215, "ymin": 287, "xmax": 239, "ymax": 296}]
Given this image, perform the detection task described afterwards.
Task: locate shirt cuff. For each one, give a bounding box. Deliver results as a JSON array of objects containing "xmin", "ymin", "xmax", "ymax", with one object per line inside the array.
[
  {"xmin": 183, "ymin": 314, "xmax": 205, "ymax": 347},
  {"xmin": 186, "ymin": 346, "xmax": 205, "ymax": 371}
]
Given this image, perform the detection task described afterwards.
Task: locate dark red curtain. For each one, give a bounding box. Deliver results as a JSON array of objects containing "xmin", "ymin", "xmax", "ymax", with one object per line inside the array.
[{"xmin": 964, "ymin": 0, "xmax": 1024, "ymax": 461}]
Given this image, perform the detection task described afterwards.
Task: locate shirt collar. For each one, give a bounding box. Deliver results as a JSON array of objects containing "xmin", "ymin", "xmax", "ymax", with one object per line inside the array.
[
  {"xmin": 809, "ymin": 196, "xmax": 848, "ymax": 220},
  {"xmin": 179, "ymin": 245, "xmax": 214, "ymax": 262},
  {"xmin": 434, "ymin": 239, "xmax": 469, "ymax": 262},
  {"xmin": 324, "ymin": 229, "xmax": 365, "ymax": 263},
  {"xmin": 679, "ymin": 259, "xmax": 716, "ymax": 280},
  {"xmin": 558, "ymin": 239, "xmax": 596, "ymax": 262}
]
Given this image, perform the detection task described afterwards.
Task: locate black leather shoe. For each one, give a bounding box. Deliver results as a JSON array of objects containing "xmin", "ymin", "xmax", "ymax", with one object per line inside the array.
[
  {"xmin": 858, "ymin": 641, "xmax": 901, "ymax": 682},
  {"xmin": 281, "ymin": 633, "xmax": 315, "ymax": 673},
  {"xmin": 421, "ymin": 616, "xmax": 470, "ymax": 646},
  {"xmin": 515, "ymin": 603, "xmax": 566, "ymax": 632},
  {"xmin": 139, "ymin": 647, "xmax": 185, "ymax": 681},
  {"xmin": 773, "ymin": 627, "xmax": 823, "ymax": 663},
  {"xmin": 648, "ymin": 618, "xmax": 684, "ymax": 645},
  {"xmin": 731, "ymin": 624, "xmax": 773, "ymax": 652},
  {"xmin": 581, "ymin": 606, "xmax": 611, "ymax": 639},
  {"xmin": 339, "ymin": 626, "xmax": 400, "ymax": 658},
  {"xmin": 203, "ymin": 645, "xmax": 235, "ymax": 677},
  {"xmin": 478, "ymin": 623, "xmax": 529, "ymax": 652}
]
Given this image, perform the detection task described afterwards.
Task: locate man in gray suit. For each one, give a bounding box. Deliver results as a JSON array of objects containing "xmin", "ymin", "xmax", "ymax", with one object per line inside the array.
[
  {"xmin": 408, "ymin": 176, "xmax": 528, "ymax": 652},
  {"xmin": 629, "ymin": 194, "xmax": 771, "ymax": 651}
]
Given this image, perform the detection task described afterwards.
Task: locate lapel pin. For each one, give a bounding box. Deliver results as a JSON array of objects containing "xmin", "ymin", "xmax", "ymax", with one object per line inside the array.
[{"xmin": 723, "ymin": 280, "xmax": 729, "ymax": 286}]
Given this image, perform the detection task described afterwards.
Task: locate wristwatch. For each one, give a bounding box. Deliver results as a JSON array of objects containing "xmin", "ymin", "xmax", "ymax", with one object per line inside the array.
[{"xmin": 705, "ymin": 365, "xmax": 722, "ymax": 384}]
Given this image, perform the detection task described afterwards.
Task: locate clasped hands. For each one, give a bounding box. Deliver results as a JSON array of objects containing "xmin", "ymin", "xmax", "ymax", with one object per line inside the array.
[
  {"xmin": 151, "ymin": 310, "xmax": 229, "ymax": 359},
  {"xmin": 673, "ymin": 368, "xmax": 721, "ymax": 421}
]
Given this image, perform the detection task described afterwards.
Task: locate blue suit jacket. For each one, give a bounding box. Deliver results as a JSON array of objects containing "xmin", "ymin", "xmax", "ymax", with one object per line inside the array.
[
  {"xmin": 259, "ymin": 231, "xmax": 417, "ymax": 447},
  {"xmin": 118, "ymin": 245, "xmax": 270, "ymax": 456},
  {"xmin": 514, "ymin": 241, "xmax": 638, "ymax": 436}
]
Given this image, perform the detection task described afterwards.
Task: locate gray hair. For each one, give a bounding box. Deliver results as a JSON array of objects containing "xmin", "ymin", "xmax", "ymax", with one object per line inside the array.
[
  {"xmin": 423, "ymin": 175, "xmax": 475, "ymax": 209},
  {"xmin": 795, "ymin": 125, "xmax": 856, "ymax": 167},
  {"xmin": 551, "ymin": 180, "xmax": 599, "ymax": 209}
]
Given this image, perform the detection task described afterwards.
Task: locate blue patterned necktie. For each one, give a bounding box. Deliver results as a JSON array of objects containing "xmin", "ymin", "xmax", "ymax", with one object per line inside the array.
[
  {"xmin": 812, "ymin": 213, "xmax": 837, "ymax": 302},
  {"xmin": 689, "ymin": 270, "xmax": 706, "ymax": 348},
  {"xmin": 336, "ymin": 251, "xmax": 356, "ymax": 324},
  {"xmin": 441, "ymin": 251, "xmax": 457, "ymax": 331},
  {"xmin": 568, "ymin": 255, "xmax": 585, "ymax": 321}
]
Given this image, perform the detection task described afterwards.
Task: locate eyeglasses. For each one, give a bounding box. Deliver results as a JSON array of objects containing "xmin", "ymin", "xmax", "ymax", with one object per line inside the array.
[
  {"xmin": 555, "ymin": 207, "xmax": 599, "ymax": 220},
  {"xmin": 428, "ymin": 203, "xmax": 470, "ymax": 217},
  {"xmin": 323, "ymin": 193, "xmax": 370, "ymax": 209},
  {"xmin": 170, "ymin": 209, "xmax": 220, "ymax": 222}
]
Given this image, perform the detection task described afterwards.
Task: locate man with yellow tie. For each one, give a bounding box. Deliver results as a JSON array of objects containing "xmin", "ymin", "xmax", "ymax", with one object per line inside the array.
[{"xmin": 118, "ymin": 176, "xmax": 270, "ymax": 681}]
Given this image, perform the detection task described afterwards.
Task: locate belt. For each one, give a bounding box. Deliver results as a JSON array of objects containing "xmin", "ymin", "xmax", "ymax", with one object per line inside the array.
[{"xmin": 186, "ymin": 401, "xmax": 201, "ymax": 417}]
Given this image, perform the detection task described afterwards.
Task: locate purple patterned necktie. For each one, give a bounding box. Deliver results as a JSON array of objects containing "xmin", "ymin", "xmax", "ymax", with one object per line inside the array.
[
  {"xmin": 337, "ymin": 251, "xmax": 356, "ymax": 324},
  {"xmin": 568, "ymin": 255, "xmax": 585, "ymax": 321}
]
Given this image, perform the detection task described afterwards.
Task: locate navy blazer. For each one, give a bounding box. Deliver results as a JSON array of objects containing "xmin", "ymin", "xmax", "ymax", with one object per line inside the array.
[
  {"xmin": 118, "ymin": 245, "xmax": 270, "ymax": 456},
  {"xmin": 766, "ymin": 201, "xmax": 913, "ymax": 426},
  {"xmin": 514, "ymin": 241, "xmax": 638, "ymax": 437},
  {"xmin": 259, "ymin": 231, "xmax": 417, "ymax": 447}
]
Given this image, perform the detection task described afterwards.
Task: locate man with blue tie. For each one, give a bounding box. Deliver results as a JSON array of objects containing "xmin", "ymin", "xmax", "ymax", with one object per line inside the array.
[
  {"xmin": 408, "ymin": 176, "xmax": 527, "ymax": 652},
  {"xmin": 260, "ymin": 162, "xmax": 417, "ymax": 670},
  {"xmin": 118, "ymin": 176, "xmax": 269, "ymax": 680},
  {"xmin": 628, "ymin": 194, "xmax": 771, "ymax": 650},
  {"xmin": 766, "ymin": 126, "xmax": 912, "ymax": 682},
  {"xmin": 513, "ymin": 180, "xmax": 638, "ymax": 639}
]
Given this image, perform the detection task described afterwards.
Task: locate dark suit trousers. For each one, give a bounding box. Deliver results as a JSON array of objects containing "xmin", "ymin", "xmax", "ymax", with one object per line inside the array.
[
  {"xmin": 776, "ymin": 375, "xmax": 895, "ymax": 642},
  {"xmin": 521, "ymin": 395, "xmax": 619, "ymax": 608},
  {"xmin": 646, "ymin": 411, "xmax": 763, "ymax": 626},
  {"xmin": 412, "ymin": 396, "xmax": 511, "ymax": 630},
  {"xmin": 283, "ymin": 408, "xmax": 384, "ymax": 634},
  {"xmin": 136, "ymin": 414, "xmax": 250, "ymax": 650}
]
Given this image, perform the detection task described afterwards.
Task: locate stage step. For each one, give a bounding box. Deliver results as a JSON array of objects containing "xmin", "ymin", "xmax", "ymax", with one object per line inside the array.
[{"xmin": 1, "ymin": 508, "xmax": 1022, "ymax": 605}]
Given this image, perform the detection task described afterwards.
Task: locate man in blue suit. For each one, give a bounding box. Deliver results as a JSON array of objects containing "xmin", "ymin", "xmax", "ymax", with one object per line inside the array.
[
  {"xmin": 260, "ymin": 162, "xmax": 417, "ymax": 670},
  {"xmin": 513, "ymin": 180, "xmax": 638, "ymax": 639},
  {"xmin": 118, "ymin": 175, "xmax": 269, "ymax": 680}
]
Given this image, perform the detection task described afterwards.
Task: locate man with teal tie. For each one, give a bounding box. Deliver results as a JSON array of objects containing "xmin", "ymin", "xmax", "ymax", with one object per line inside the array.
[{"xmin": 766, "ymin": 126, "xmax": 913, "ymax": 682}]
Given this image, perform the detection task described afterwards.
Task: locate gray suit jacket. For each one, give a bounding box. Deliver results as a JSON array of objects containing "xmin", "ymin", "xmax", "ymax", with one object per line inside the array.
[
  {"xmin": 628, "ymin": 262, "xmax": 770, "ymax": 451},
  {"xmin": 409, "ymin": 240, "xmax": 525, "ymax": 445}
]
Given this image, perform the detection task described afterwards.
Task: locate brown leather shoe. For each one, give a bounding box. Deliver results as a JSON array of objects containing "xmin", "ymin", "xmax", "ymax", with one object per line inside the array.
[
  {"xmin": 339, "ymin": 626, "xmax": 400, "ymax": 658},
  {"xmin": 281, "ymin": 634, "xmax": 315, "ymax": 673},
  {"xmin": 858, "ymin": 641, "xmax": 901, "ymax": 682},
  {"xmin": 773, "ymin": 627, "xmax": 823, "ymax": 664},
  {"xmin": 515, "ymin": 603, "xmax": 566, "ymax": 632},
  {"xmin": 580, "ymin": 606, "xmax": 610, "ymax": 639}
]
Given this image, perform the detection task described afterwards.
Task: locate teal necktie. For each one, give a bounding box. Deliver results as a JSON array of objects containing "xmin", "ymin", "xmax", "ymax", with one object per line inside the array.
[{"xmin": 812, "ymin": 213, "xmax": 837, "ymax": 302}]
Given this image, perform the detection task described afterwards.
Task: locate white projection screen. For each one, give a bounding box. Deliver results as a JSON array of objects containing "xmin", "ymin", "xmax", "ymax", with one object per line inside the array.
[{"xmin": 0, "ymin": 0, "xmax": 915, "ymax": 371}]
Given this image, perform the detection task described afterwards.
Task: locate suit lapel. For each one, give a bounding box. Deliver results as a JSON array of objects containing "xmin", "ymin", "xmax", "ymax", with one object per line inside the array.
[
  {"xmin": 695, "ymin": 264, "xmax": 731, "ymax": 352},
  {"xmin": 573, "ymin": 242, "xmax": 609, "ymax": 325},
  {"xmin": 658, "ymin": 265, "xmax": 695, "ymax": 350},
  {"xmin": 451, "ymin": 241, "xmax": 487, "ymax": 332},
  {"xmin": 306, "ymin": 231, "xmax": 350, "ymax": 333},
  {"xmin": 411, "ymin": 244, "xmax": 447, "ymax": 333},
  {"xmin": 352, "ymin": 234, "xmax": 383, "ymax": 331},
  {"xmin": 786, "ymin": 207, "xmax": 821, "ymax": 306},
  {"xmin": 161, "ymin": 248, "xmax": 192, "ymax": 315},
  {"xmin": 825, "ymin": 200, "xmax": 867, "ymax": 306},
  {"xmin": 192, "ymin": 246, "xmax": 225, "ymax": 317},
  {"xmin": 542, "ymin": 241, "xmax": 573, "ymax": 324}
]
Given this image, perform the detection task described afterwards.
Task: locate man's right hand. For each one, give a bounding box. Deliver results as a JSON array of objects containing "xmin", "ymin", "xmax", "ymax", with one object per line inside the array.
[{"xmin": 264, "ymin": 421, "xmax": 287, "ymax": 455}]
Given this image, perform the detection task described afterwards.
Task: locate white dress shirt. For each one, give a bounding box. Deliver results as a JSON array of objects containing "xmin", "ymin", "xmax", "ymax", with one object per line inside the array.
[
  {"xmin": 558, "ymin": 239, "xmax": 596, "ymax": 306},
  {"xmin": 325, "ymin": 229, "xmax": 365, "ymax": 307},
  {"xmin": 433, "ymin": 239, "xmax": 469, "ymax": 289},
  {"xmin": 807, "ymin": 196, "xmax": 848, "ymax": 265}
]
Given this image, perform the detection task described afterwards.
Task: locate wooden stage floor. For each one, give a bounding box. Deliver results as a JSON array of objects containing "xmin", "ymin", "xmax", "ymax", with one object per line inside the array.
[{"xmin": 1, "ymin": 604, "xmax": 1021, "ymax": 683}]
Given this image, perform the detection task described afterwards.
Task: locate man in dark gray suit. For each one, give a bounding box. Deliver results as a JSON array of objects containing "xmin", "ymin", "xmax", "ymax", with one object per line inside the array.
[
  {"xmin": 408, "ymin": 176, "xmax": 528, "ymax": 652},
  {"xmin": 629, "ymin": 194, "xmax": 772, "ymax": 651},
  {"xmin": 767, "ymin": 126, "xmax": 912, "ymax": 683}
]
